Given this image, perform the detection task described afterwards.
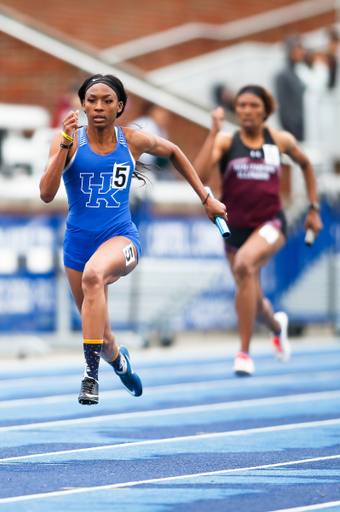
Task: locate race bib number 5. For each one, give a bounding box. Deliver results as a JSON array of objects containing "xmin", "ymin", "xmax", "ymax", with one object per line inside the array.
[
  {"xmin": 112, "ymin": 164, "xmax": 130, "ymax": 189},
  {"xmin": 122, "ymin": 243, "xmax": 136, "ymax": 266}
]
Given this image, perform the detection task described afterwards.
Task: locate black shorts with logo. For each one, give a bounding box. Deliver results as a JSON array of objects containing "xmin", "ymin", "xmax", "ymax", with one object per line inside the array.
[{"xmin": 224, "ymin": 210, "xmax": 287, "ymax": 253}]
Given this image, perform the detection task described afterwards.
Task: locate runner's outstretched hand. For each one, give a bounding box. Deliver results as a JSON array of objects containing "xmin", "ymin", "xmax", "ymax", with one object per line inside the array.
[
  {"xmin": 62, "ymin": 110, "xmax": 79, "ymax": 139},
  {"xmin": 203, "ymin": 195, "xmax": 228, "ymax": 224}
]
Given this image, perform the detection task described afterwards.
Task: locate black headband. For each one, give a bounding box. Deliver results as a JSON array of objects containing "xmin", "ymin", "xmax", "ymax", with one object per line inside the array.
[
  {"xmin": 84, "ymin": 77, "xmax": 124, "ymax": 103},
  {"xmin": 236, "ymin": 87, "xmax": 268, "ymax": 111}
]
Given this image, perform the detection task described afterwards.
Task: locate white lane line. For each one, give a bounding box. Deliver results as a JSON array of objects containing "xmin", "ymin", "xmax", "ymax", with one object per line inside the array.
[
  {"xmin": 269, "ymin": 500, "xmax": 340, "ymax": 511},
  {"xmin": 0, "ymin": 378, "xmax": 240, "ymax": 408},
  {"xmin": 0, "ymin": 362, "xmax": 230, "ymax": 388},
  {"xmin": 1, "ymin": 371, "xmax": 340, "ymax": 408},
  {"xmin": 2, "ymin": 389, "xmax": 340, "ymax": 431},
  {"xmin": 1, "ymin": 358, "xmax": 339, "ymax": 389},
  {"xmin": 1, "ymin": 389, "xmax": 340, "ymax": 433},
  {"xmin": 2, "ymin": 416, "xmax": 340, "ymax": 463},
  {"xmin": 1, "ymin": 454, "xmax": 339, "ymax": 503}
]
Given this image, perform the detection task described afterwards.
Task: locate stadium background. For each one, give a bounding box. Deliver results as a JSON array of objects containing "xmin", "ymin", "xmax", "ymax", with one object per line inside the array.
[{"xmin": 0, "ymin": 0, "xmax": 337, "ymax": 352}]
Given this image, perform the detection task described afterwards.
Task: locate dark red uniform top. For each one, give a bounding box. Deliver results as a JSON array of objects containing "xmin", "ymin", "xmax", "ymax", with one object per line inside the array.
[{"xmin": 220, "ymin": 128, "xmax": 282, "ymax": 228}]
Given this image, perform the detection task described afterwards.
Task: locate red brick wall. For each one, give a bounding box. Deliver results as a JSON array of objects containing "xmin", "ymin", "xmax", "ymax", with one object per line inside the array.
[
  {"xmin": 131, "ymin": 11, "xmax": 336, "ymax": 70},
  {"xmin": 0, "ymin": 32, "xmax": 87, "ymax": 113},
  {"xmin": 0, "ymin": 0, "xmax": 336, "ymax": 163},
  {"xmin": 0, "ymin": 0, "xmax": 336, "ymax": 50},
  {"xmin": 0, "ymin": 30, "xmax": 203, "ymax": 160},
  {"xmin": 117, "ymin": 94, "xmax": 208, "ymax": 162}
]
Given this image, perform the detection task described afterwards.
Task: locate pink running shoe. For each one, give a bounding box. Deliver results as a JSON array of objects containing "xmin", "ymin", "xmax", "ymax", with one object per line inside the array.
[
  {"xmin": 271, "ymin": 311, "xmax": 291, "ymax": 362},
  {"xmin": 233, "ymin": 352, "xmax": 254, "ymax": 376}
]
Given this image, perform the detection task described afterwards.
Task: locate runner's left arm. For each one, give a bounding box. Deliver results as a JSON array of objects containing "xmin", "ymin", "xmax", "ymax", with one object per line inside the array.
[
  {"xmin": 126, "ymin": 128, "xmax": 227, "ymax": 223},
  {"xmin": 279, "ymin": 131, "xmax": 323, "ymax": 236}
]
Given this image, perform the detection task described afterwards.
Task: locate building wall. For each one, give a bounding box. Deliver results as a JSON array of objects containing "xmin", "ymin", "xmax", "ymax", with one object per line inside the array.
[
  {"xmin": 0, "ymin": 0, "xmax": 335, "ymax": 50},
  {"xmin": 0, "ymin": 1, "xmax": 336, "ymax": 165},
  {"xmin": 0, "ymin": 32, "xmax": 87, "ymax": 113},
  {"xmin": 119, "ymin": 95, "xmax": 209, "ymax": 163},
  {"xmin": 130, "ymin": 11, "xmax": 336, "ymax": 70}
]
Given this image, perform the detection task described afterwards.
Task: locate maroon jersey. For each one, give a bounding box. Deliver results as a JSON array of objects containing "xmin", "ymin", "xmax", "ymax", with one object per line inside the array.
[{"xmin": 220, "ymin": 128, "xmax": 282, "ymax": 228}]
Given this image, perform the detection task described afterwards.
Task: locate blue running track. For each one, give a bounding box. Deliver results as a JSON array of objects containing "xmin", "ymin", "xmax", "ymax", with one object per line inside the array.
[{"xmin": 0, "ymin": 340, "xmax": 340, "ymax": 511}]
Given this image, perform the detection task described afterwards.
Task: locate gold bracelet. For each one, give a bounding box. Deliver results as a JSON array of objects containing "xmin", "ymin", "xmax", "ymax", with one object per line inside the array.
[{"xmin": 61, "ymin": 131, "xmax": 73, "ymax": 142}]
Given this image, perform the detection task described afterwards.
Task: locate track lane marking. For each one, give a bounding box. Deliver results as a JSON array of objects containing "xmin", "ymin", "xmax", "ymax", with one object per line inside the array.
[
  {"xmin": 2, "ymin": 389, "xmax": 340, "ymax": 431},
  {"xmin": 1, "ymin": 370, "xmax": 339, "ymax": 407},
  {"xmin": 1, "ymin": 389, "xmax": 340, "ymax": 432},
  {"xmin": 0, "ymin": 372, "xmax": 340, "ymax": 412},
  {"xmin": 269, "ymin": 500, "xmax": 340, "ymax": 511},
  {"xmin": 1, "ymin": 365, "xmax": 339, "ymax": 392},
  {"xmin": 1, "ymin": 415, "xmax": 340, "ymax": 462},
  {"xmin": 0, "ymin": 362, "xmax": 234, "ymax": 387},
  {"xmin": 0, "ymin": 454, "xmax": 339, "ymax": 503}
]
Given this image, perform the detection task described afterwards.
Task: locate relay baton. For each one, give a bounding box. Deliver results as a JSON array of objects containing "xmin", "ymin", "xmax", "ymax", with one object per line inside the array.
[
  {"xmin": 204, "ymin": 186, "xmax": 231, "ymax": 238},
  {"xmin": 305, "ymin": 228, "xmax": 315, "ymax": 246}
]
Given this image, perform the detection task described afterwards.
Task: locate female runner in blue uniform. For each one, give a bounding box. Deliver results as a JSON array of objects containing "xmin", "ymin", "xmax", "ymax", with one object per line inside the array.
[{"xmin": 40, "ymin": 74, "xmax": 227, "ymax": 405}]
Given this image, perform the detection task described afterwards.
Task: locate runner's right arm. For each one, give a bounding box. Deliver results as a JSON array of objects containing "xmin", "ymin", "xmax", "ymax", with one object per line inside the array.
[
  {"xmin": 193, "ymin": 107, "xmax": 230, "ymax": 184},
  {"xmin": 40, "ymin": 110, "xmax": 79, "ymax": 203}
]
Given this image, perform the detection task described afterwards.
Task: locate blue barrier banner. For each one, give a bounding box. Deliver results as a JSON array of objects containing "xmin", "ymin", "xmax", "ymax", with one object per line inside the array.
[
  {"xmin": 72, "ymin": 204, "xmax": 340, "ymax": 331},
  {"xmin": 0, "ymin": 275, "xmax": 56, "ymax": 331},
  {"xmin": 0, "ymin": 214, "xmax": 64, "ymax": 332},
  {"xmin": 72, "ymin": 201, "xmax": 340, "ymax": 332},
  {"xmin": 138, "ymin": 217, "xmax": 225, "ymax": 258}
]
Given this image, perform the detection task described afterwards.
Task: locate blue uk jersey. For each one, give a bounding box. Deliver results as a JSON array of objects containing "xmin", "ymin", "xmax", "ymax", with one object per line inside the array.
[{"xmin": 63, "ymin": 126, "xmax": 135, "ymax": 231}]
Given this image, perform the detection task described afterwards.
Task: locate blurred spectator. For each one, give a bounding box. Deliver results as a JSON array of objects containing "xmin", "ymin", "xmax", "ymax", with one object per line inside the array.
[
  {"xmin": 129, "ymin": 104, "xmax": 171, "ymax": 172},
  {"xmin": 326, "ymin": 28, "xmax": 339, "ymax": 89},
  {"xmin": 275, "ymin": 35, "xmax": 306, "ymax": 141},
  {"xmin": 212, "ymin": 83, "xmax": 235, "ymax": 112},
  {"xmin": 295, "ymin": 49, "xmax": 330, "ymax": 93},
  {"xmin": 51, "ymin": 83, "xmax": 87, "ymax": 128}
]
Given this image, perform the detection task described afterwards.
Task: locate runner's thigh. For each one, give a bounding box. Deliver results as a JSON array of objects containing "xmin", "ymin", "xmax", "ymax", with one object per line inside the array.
[
  {"xmin": 235, "ymin": 225, "xmax": 285, "ymax": 272},
  {"xmin": 85, "ymin": 236, "xmax": 138, "ymax": 285}
]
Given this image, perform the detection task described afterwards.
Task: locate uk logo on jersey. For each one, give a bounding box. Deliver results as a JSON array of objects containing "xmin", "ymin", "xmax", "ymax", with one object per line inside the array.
[{"xmin": 80, "ymin": 164, "xmax": 130, "ymax": 208}]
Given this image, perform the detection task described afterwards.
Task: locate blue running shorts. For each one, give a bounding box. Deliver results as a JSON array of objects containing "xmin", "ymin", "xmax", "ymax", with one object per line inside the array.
[{"xmin": 63, "ymin": 221, "xmax": 142, "ymax": 272}]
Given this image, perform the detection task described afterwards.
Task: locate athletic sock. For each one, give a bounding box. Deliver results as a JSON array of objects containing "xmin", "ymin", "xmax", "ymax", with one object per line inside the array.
[
  {"xmin": 83, "ymin": 339, "xmax": 103, "ymax": 381},
  {"xmin": 108, "ymin": 348, "xmax": 127, "ymax": 374}
]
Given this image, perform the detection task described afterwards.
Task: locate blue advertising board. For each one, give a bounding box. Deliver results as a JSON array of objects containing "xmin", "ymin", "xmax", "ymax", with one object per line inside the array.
[
  {"xmin": 9, "ymin": 199, "xmax": 336, "ymax": 334},
  {"xmin": 0, "ymin": 214, "xmax": 65, "ymax": 332}
]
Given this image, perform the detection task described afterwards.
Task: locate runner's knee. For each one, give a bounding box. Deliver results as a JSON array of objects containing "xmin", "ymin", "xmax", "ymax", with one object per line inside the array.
[
  {"xmin": 233, "ymin": 257, "xmax": 255, "ymax": 282},
  {"xmin": 82, "ymin": 265, "xmax": 104, "ymax": 294}
]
